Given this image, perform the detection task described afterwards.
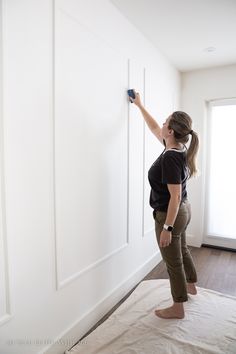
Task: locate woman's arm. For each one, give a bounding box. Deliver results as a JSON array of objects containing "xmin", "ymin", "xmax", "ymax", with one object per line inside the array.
[
  {"xmin": 165, "ymin": 184, "xmax": 181, "ymax": 226},
  {"xmin": 159, "ymin": 184, "xmax": 181, "ymax": 248},
  {"xmin": 129, "ymin": 90, "xmax": 163, "ymax": 144}
]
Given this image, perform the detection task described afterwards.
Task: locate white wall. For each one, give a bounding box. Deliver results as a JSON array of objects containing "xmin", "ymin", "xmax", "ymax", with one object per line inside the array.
[
  {"xmin": 0, "ymin": 0, "xmax": 180, "ymax": 353},
  {"xmin": 181, "ymin": 64, "xmax": 236, "ymax": 247}
]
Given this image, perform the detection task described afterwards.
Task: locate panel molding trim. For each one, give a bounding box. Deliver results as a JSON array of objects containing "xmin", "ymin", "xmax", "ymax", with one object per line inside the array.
[
  {"xmin": 142, "ymin": 67, "xmax": 155, "ymax": 238},
  {"xmin": 0, "ymin": 0, "xmax": 12, "ymax": 326}
]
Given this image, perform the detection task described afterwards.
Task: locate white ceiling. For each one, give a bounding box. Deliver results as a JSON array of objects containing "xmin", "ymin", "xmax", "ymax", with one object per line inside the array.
[{"xmin": 111, "ymin": 0, "xmax": 236, "ymax": 72}]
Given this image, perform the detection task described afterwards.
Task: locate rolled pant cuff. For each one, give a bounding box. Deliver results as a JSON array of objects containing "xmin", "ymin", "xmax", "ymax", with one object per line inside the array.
[{"xmin": 173, "ymin": 296, "xmax": 188, "ymax": 303}]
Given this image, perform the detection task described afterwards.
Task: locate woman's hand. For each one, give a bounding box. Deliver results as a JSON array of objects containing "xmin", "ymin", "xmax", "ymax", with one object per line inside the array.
[
  {"xmin": 128, "ymin": 89, "xmax": 142, "ymax": 107},
  {"xmin": 159, "ymin": 230, "xmax": 172, "ymax": 248}
]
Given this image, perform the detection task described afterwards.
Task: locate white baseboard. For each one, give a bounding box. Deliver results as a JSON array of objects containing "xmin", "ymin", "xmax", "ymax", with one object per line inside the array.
[
  {"xmin": 39, "ymin": 252, "xmax": 162, "ymax": 354},
  {"xmin": 187, "ymin": 234, "xmax": 202, "ymax": 248}
]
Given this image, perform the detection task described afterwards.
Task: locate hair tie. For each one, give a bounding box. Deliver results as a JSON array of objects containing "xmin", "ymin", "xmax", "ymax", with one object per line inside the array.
[{"xmin": 189, "ymin": 130, "xmax": 193, "ymax": 135}]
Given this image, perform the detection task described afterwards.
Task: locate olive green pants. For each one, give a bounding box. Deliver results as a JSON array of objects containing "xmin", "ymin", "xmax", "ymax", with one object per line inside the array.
[{"xmin": 153, "ymin": 200, "xmax": 197, "ymax": 303}]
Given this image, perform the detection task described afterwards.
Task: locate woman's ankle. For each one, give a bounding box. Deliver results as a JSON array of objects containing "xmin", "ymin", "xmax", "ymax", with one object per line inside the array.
[
  {"xmin": 173, "ymin": 302, "xmax": 184, "ymax": 309},
  {"xmin": 187, "ymin": 282, "xmax": 197, "ymax": 294}
]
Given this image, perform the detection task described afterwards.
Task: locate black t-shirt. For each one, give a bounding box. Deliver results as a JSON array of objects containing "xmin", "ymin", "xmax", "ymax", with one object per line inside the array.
[{"xmin": 148, "ymin": 144, "xmax": 189, "ymax": 212}]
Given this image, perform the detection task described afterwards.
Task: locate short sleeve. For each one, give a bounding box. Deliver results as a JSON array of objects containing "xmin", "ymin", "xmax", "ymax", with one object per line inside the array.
[{"xmin": 162, "ymin": 152, "xmax": 182, "ymax": 184}]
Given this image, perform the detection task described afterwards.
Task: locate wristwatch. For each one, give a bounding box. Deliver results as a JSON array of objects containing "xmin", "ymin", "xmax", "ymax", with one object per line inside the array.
[{"xmin": 163, "ymin": 224, "xmax": 173, "ymax": 232}]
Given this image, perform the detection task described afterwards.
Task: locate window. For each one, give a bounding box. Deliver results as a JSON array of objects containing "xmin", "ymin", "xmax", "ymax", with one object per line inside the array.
[{"xmin": 206, "ymin": 100, "xmax": 236, "ymax": 240}]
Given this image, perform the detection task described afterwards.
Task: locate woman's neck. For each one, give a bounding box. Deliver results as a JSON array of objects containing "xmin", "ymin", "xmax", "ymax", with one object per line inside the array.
[{"xmin": 165, "ymin": 141, "xmax": 183, "ymax": 150}]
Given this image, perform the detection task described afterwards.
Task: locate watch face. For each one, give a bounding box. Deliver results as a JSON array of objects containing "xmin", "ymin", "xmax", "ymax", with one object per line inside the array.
[{"xmin": 167, "ymin": 226, "xmax": 173, "ymax": 231}]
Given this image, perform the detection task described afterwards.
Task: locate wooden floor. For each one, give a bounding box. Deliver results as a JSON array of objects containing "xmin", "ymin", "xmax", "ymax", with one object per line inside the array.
[{"xmin": 77, "ymin": 246, "xmax": 236, "ymax": 344}]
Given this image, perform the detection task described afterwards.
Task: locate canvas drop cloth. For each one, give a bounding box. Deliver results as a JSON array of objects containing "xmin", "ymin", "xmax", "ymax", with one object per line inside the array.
[{"xmin": 66, "ymin": 279, "xmax": 236, "ymax": 354}]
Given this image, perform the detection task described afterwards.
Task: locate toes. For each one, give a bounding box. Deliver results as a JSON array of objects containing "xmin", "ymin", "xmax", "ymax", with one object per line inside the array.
[{"xmin": 154, "ymin": 309, "xmax": 164, "ymax": 318}]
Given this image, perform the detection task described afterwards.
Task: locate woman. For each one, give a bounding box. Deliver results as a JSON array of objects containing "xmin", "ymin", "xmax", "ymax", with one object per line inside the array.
[{"xmin": 129, "ymin": 90, "xmax": 199, "ymax": 319}]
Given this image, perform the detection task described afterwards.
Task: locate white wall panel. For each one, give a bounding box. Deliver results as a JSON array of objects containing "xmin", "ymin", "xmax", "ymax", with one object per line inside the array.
[
  {"xmin": 128, "ymin": 62, "xmax": 146, "ymax": 241},
  {"xmin": 55, "ymin": 6, "xmax": 129, "ymax": 288}
]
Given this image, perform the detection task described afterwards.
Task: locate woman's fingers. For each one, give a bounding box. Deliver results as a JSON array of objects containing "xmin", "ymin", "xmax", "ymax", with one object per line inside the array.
[
  {"xmin": 127, "ymin": 89, "xmax": 142, "ymax": 106},
  {"xmin": 159, "ymin": 231, "xmax": 172, "ymax": 247},
  {"xmin": 132, "ymin": 91, "xmax": 141, "ymax": 105}
]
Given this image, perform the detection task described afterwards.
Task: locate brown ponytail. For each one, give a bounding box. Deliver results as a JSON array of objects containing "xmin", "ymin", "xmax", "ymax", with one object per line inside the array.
[
  {"xmin": 169, "ymin": 111, "xmax": 199, "ymax": 178},
  {"xmin": 186, "ymin": 130, "xmax": 199, "ymax": 177}
]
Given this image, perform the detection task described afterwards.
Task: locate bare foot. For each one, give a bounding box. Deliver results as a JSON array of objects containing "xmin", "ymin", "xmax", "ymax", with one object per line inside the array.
[
  {"xmin": 187, "ymin": 283, "xmax": 197, "ymax": 295},
  {"xmin": 154, "ymin": 304, "xmax": 185, "ymax": 319}
]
